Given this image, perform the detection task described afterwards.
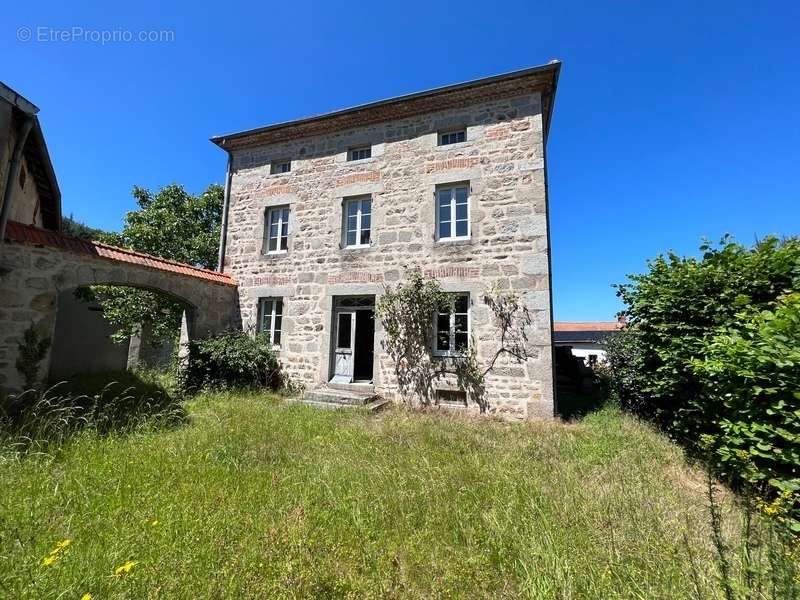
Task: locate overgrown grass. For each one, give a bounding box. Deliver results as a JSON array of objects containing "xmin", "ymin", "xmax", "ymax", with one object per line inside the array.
[{"xmin": 0, "ymin": 394, "xmax": 795, "ymax": 598}]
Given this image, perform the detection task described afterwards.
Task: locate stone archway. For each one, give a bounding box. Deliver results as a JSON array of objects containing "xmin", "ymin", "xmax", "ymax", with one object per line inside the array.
[{"xmin": 0, "ymin": 221, "xmax": 239, "ymax": 391}]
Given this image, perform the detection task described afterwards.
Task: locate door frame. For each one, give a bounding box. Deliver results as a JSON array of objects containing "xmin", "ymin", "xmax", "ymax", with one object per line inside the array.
[{"xmin": 329, "ymin": 295, "xmax": 375, "ymax": 384}]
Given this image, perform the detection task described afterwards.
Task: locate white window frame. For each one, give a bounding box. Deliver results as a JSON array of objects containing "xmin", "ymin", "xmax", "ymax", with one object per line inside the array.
[
  {"xmin": 265, "ymin": 206, "xmax": 290, "ymax": 255},
  {"xmin": 270, "ymin": 160, "xmax": 291, "ymax": 174},
  {"xmin": 342, "ymin": 196, "xmax": 372, "ymax": 249},
  {"xmin": 435, "ymin": 184, "xmax": 470, "ymax": 242},
  {"xmin": 432, "ymin": 293, "xmax": 470, "ymax": 357},
  {"xmin": 258, "ymin": 297, "xmax": 283, "ymax": 347},
  {"xmin": 347, "ymin": 146, "xmax": 372, "ymax": 161},
  {"xmin": 438, "ymin": 129, "xmax": 467, "ymax": 146}
]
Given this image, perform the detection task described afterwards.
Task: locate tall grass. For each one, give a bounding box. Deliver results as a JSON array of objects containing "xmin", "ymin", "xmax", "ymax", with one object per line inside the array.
[
  {"xmin": 0, "ymin": 370, "xmax": 185, "ymax": 454},
  {"xmin": 1, "ymin": 394, "xmax": 796, "ymax": 598}
]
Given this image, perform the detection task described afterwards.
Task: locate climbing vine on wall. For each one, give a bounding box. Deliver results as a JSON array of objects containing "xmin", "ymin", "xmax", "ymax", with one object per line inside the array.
[{"xmin": 376, "ymin": 269, "xmax": 536, "ymax": 412}]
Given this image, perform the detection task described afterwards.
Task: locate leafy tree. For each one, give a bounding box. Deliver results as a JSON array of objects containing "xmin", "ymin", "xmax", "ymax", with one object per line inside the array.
[
  {"xmin": 91, "ymin": 184, "xmax": 223, "ymax": 344},
  {"xmin": 61, "ymin": 214, "xmax": 107, "ymax": 240}
]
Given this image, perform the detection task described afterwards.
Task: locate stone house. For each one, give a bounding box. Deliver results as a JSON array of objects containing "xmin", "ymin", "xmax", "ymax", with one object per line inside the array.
[{"xmin": 212, "ymin": 62, "xmax": 560, "ymax": 419}]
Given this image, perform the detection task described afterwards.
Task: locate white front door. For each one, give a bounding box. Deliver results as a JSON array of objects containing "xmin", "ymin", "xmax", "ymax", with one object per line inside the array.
[{"xmin": 331, "ymin": 310, "xmax": 356, "ymax": 383}]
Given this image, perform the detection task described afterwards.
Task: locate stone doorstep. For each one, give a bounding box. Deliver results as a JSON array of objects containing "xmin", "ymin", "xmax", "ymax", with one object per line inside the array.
[{"xmin": 294, "ymin": 384, "xmax": 388, "ymax": 411}]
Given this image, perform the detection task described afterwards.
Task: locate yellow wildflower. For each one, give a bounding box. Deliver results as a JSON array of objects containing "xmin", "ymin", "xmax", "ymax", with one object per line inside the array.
[
  {"xmin": 150, "ymin": 520, "xmax": 159, "ymax": 526},
  {"xmin": 81, "ymin": 594, "xmax": 92, "ymax": 600},
  {"xmin": 41, "ymin": 538, "xmax": 72, "ymax": 566},
  {"xmin": 41, "ymin": 554, "xmax": 58, "ymax": 566},
  {"xmin": 114, "ymin": 560, "xmax": 138, "ymax": 576}
]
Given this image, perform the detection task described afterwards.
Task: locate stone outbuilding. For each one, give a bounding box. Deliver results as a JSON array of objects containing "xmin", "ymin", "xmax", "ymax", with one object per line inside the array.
[{"xmin": 0, "ymin": 83, "xmax": 238, "ymax": 392}]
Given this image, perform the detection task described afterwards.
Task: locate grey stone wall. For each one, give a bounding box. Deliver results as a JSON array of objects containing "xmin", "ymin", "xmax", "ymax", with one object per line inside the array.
[
  {"xmin": 0, "ymin": 241, "xmax": 238, "ymax": 392},
  {"xmin": 224, "ymin": 91, "xmax": 554, "ymax": 419}
]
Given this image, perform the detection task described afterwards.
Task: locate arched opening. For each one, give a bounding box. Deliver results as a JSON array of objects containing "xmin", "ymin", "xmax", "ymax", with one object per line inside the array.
[{"xmin": 47, "ymin": 283, "xmax": 196, "ymax": 386}]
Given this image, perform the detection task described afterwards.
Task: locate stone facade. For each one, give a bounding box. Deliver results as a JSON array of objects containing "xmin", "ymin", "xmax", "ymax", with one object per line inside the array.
[{"xmin": 219, "ymin": 66, "xmax": 559, "ymax": 419}]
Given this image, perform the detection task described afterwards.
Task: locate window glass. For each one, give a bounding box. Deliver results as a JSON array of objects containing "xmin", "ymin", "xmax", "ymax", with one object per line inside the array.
[
  {"xmin": 259, "ymin": 298, "xmax": 283, "ymax": 346},
  {"xmin": 439, "ymin": 130, "xmax": 466, "ymax": 145},
  {"xmin": 337, "ymin": 313, "xmax": 352, "ymax": 348},
  {"xmin": 435, "ymin": 293, "xmax": 469, "ymax": 354},
  {"xmin": 266, "ymin": 206, "xmax": 290, "ymax": 253},
  {"xmin": 270, "ymin": 161, "xmax": 291, "ymax": 174},
  {"xmin": 348, "ymin": 147, "xmax": 372, "ymax": 161},
  {"xmin": 343, "ymin": 196, "xmax": 372, "ymax": 247},
  {"xmin": 436, "ymin": 185, "xmax": 468, "ymax": 240}
]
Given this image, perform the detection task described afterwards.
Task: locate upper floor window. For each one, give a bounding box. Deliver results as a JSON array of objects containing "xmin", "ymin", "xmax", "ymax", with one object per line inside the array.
[
  {"xmin": 343, "ymin": 196, "xmax": 371, "ymax": 248},
  {"xmin": 438, "ymin": 129, "xmax": 466, "ymax": 146},
  {"xmin": 347, "ymin": 146, "xmax": 372, "ymax": 161},
  {"xmin": 434, "ymin": 293, "xmax": 470, "ymax": 356},
  {"xmin": 265, "ymin": 206, "xmax": 289, "ymax": 254},
  {"xmin": 270, "ymin": 160, "xmax": 291, "ymax": 174},
  {"xmin": 258, "ymin": 297, "xmax": 283, "ymax": 346},
  {"xmin": 436, "ymin": 184, "xmax": 469, "ymax": 241}
]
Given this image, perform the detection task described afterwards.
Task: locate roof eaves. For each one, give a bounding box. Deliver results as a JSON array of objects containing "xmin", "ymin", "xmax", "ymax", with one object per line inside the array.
[{"xmin": 210, "ymin": 61, "xmax": 561, "ymax": 149}]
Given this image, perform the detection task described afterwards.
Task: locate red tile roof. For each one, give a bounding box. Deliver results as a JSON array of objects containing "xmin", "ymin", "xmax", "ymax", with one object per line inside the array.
[
  {"xmin": 554, "ymin": 321, "xmax": 624, "ymax": 332},
  {"xmin": 5, "ymin": 221, "xmax": 235, "ymax": 287}
]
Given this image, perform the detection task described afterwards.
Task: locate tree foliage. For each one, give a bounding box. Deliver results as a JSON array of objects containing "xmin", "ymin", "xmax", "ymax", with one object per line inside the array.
[
  {"xmin": 607, "ymin": 235, "xmax": 800, "ymax": 530},
  {"xmin": 91, "ymin": 184, "xmax": 223, "ymax": 344}
]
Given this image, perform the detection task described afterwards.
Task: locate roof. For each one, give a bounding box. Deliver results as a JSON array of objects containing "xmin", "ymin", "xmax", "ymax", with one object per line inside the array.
[
  {"xmin": 211, "ymin": 61, "xmax": 561, "ymax": 151},
  {"xmin": 553, "ymin": 321, "xmax": 624, "ymax": 345},
  {"xmin": 0, "ymin": 81, "xmax": 61, "ymax": 231},
  {"xmin": 5, "ymin": 221, "xmax": 235, "ymax": 287},
  {"xmin": 554, "ymin": 321, "xmax": 624, "ymax": 332}
]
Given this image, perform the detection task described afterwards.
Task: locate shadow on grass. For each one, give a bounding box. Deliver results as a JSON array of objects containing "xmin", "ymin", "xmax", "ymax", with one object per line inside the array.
[
  {"xmin": 556, "ymin": 387, "xmax": 609, "ymax": 421},
  {"xmin": 0, "ymin": 370, "xmax": 186, "ymax": 451}
]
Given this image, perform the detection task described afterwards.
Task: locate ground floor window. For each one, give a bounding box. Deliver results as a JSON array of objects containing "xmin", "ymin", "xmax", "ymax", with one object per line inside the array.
[
  {"xmin": 433, "ymin": 293, "xmax": 469, "ymax": 356},
  {"xmin": 258, "ymin": 297, "xmax": 283, "ymax": 346}
]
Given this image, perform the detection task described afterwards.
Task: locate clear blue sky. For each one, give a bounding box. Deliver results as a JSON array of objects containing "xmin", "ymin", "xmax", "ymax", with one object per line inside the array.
[{"xmin": 3, "ymin": 1, "xmax": 799, "ymax": 320}]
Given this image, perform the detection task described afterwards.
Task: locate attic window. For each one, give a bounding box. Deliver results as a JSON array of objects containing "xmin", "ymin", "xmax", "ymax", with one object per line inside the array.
[
  {"xmin": 18, "ymin": 165, "xmax": 26, "ymax": 189},
  {"xmin": 438, "ymin": 129, "xmax": 466, "ymax": 146},
  {"xmin": 347, "ymin": 146, "xmax": 372, "ymax": 161},
  {"xmin": 270, "ymin": 160, "xmax": 291, "ymax": 175}
]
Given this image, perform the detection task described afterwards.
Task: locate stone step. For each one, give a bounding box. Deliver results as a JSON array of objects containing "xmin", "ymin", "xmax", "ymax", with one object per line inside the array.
[
  {"xmin": 286, "ymin": 396, "xmax": 389, "ymax": 412},
  {"xmin": 326, "ymin": 381, "xmax": 375, "ymax": 394},
  {"xmin": 302, "ymin": 386, "xmax": 375, "ymax": 406}
]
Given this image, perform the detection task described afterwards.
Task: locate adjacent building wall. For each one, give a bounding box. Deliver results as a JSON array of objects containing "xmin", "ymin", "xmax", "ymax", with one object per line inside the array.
[{"xmin": 224, "ymin": 91, "xmax": 554, "ymax": 419}]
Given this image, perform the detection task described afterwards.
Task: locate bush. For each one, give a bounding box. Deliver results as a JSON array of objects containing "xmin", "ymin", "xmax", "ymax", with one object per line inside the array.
[
  {"xmin": 692, "ymin": 292, "xmax": 800, "ymax": 532},
  {"xmin": 179, "ymin": 330, "xmax": 282, "ymax": 393},
  {"xmin": 608, "ymin": 236, "xmax": 800, "ymax": 530}
]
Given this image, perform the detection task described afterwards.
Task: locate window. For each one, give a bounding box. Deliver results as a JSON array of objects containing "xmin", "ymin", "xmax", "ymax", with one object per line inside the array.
[
  {"xmin": 437, "ymin": 389, "xmax": 467, "ymax": 405},
  {"xmin": 270, "ymin": 160, "xmax": 291, "ymax": 174},
  {"xmin": 265, "ymin": 206, "xmax": 290, "ymax": 254},
  {"xmin": 436, "ymin": 184, "xmax": 469, "ymax": 241},
  {"xmin": 438, "ymin": 129, "xmax": 466, "ymax": 146},
  {"xmin": 434, "ymin": 293, "xmax": 469, "ymax": 356},
  {"xmin": 259, "ymin": 298, "xmax": 283, "ymax": 346},
  {"xmin": 347, "ymin": 146, "xmax": 371, "ymax": 161},
  {"xmin": 342, "ymin": 196, "xmax": 371, "ymax": 248}
]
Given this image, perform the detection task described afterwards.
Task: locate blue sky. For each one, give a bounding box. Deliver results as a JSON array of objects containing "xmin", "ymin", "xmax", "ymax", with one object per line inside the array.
[{"xmin": 2, "ymin": 1, "xmax": 799, "ymax": 320}]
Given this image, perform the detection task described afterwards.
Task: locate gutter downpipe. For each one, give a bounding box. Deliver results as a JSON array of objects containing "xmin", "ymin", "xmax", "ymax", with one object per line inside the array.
[
  {"xmin": 0, "ymin": 116, "xmax": 35, "ymax": 249},
  {"xmin": 216, "ymin": 150, "xmax": 233, "ymax": 272}
]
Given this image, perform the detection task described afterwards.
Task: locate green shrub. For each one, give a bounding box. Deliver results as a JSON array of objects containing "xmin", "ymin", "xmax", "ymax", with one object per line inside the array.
[
  {"xmin": 692, "ymin": 292, "xmax": 800, "ymax": 532},
  {"xmin": 609, "ymin": 236, "xmax": 800, "ymax": 530},
  {"xmin": 180, "ymin": 330, "xmax": 281, "ymax": 393}
]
